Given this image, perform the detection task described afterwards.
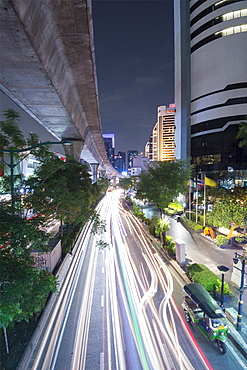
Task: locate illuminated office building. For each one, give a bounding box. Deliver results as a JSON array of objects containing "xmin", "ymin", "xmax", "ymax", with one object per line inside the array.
[
  {"xmin": 127, "ymin": 150, "xmax": 139, "ymax": 173},
  {"xmin": 114, "ymin": 151, "xmax": 126, "ymax": 174},
  {"xmin": 151, "ymin": 104, "xmax": 175, "ymax": 162},
  {"xmin": 102, "ymin": 133, "xmax": 115, "ymax": 167},
  {"xmin": 174, "ymin": 0, "xmax": 247, "ymax": 178}
]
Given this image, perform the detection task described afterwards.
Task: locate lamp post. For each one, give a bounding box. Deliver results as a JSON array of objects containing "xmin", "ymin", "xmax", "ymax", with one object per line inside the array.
[
  {"xmin": 233, "ymin": 249, "xmax": 247, "ymax": 332},
  {"xmin": 217, "ymin": 265, "xmax": 229, "ymax": 309},
  {"xmin": 0, "ymin": 140, "xmax": 72, "ymax": 211}
]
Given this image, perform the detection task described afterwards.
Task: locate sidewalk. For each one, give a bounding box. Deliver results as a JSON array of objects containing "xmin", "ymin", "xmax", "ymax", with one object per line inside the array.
[{"xmin": 173, "ymin": 219, "xmax": 247, "ymax": 359}]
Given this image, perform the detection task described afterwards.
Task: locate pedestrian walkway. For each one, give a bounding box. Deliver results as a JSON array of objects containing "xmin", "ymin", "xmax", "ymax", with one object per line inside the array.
[{"xmin": 166, "ymin": 216, "xmax": 247, "ymax": 359}]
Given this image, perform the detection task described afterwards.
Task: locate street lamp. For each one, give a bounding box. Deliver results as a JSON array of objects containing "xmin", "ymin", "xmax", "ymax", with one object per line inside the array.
[
  {"xmin": 217, "ymin": 265, "xmax": 229, "ymax": 309},
  {"xmin": 233, "ymin": 249, "xmax": 247, "ymax": 332},
  {"xmin": 0, "ymin": 140, "xmax": 72, "ymax": 210}
]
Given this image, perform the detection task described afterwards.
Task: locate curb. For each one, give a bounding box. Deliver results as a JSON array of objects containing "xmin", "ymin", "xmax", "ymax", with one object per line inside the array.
[
  {"xmin": 227, "ymin": 321, "xmax": 247, "ymax": 360},
  {"xmin": 147, "ymin": 223, "xmax": 247, "ymax": 359}
]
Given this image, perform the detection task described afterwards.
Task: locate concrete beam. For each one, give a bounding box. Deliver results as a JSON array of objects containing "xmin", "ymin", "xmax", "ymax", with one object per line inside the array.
[{"xmin": 0, "ymin": 0, "xmax": 121, "ymax": 178}]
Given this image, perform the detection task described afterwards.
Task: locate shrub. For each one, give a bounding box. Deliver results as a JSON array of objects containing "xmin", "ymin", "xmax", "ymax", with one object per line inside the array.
[
  {"xmin": 133, "ymin": 203, "xmax": 145, "ymax": 219},
  {"xmin": 186, "ymin": 263, "xmax": 218, "ymax": 292},
  {"xmin": 214, "ymin": 279, "xmax": 231, "ymax": 295},
  {"xmin": 181, "ymin": 217, "xmax": 203, "ymax": 232},
  {"xmin": 235, "ymin": 237, "xmax": 245, "ymax": 243},
  {"xmin": 164, "ymin": 201, "xmax": 183, "ymax": 215},
  {"xmin": 125, "ymin": 195, "xmax": 133, "ymax": 205},
  {"xmin": 148, "ymin": 216, "xmax": 159, "ymax": 236},
  {"xmin": 194, "ymin": 223, "xmax": 203, "ymax": 231},
  {"xmin": 165, "ymin": 235, "xmax": 176, "ymax": 256},
  {"xmin": 215, "ymin": 235, "xmax": 228, "ymax": 246}
]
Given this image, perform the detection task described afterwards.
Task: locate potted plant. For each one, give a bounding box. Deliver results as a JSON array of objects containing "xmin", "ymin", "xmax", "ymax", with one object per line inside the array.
[
  {"xmin": 214, "ymin": 279, "xmax": 231, "ymax": 302},
  {"xmin": 216, "ymin": 235, "xmax": 229, "ymax": 249}
]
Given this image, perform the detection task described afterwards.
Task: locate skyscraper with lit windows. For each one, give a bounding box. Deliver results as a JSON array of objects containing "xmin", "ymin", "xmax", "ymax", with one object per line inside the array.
[
  {"xmin": 102, "ymin": 133, "xmax": 115, "ymax": 167},
  {"xmin": 174, "ymin": 0, "xmax": 247, "ymax": 180},
  {"xmin": 151, "ymin": 104, "xmax": 175, "ymax": 162}
]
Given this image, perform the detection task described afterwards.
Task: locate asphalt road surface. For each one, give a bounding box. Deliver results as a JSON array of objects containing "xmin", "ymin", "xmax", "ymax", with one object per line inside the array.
[{"xmin": 29, "ymin": 190, "xmax": 247, "ymax": 370}]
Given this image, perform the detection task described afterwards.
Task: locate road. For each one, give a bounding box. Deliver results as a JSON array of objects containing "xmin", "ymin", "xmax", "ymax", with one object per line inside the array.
[{"xmin": 29, "ymin": 190, "xmax": 247, "ymax": 370}]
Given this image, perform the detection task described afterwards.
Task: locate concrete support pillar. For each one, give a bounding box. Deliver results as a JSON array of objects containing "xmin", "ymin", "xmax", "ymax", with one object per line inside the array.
[
  {"xmin": 98, "ymin": 169, "xmax": 106, "ymax": 178},
  {"xmin": 112, "ymin": 176, "xmax": 117, "ymax": 187},
  {"xmin": 63, "ymin": 140, "xmax": 84, "ymax": 162},
  {"xmin": 90, "ymin": 163, "xmax": 99, "ymax": 183}
]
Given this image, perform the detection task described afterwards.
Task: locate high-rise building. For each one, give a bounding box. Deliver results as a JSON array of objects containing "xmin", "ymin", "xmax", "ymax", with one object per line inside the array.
[
  {"xmin": 174, "ymin": 0, "xmax": 247, "ymax": 179},
  {"xmin": 102, "ymin": 134, "xmax": 115, "ymax": 167},
  {"xmin": 151, "ymin": 105, "xmax": 175, "ymax": 162},
  {"xmin": 127, "ymin": 150, "xmax": 139, "ymax": 173},
  {"xmin": 114, "ymin": 151, "xmax": 126, "ymax": 174},
  {"xmin": 144, "ymin": 141, "xmax": 150, "ymax": 159},
  {"xmin": 129, "ymin": 155, "xmax": 149, "ymax": 176}
]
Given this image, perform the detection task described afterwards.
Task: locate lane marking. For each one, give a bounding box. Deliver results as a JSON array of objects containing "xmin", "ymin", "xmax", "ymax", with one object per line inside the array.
[{"xmin": 100, "ymin": 352, "xmax": 104, "ymax": 370}]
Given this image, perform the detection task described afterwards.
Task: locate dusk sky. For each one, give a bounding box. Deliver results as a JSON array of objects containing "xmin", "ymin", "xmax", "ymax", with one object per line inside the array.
[
  {"xmin": 0, "ymin": 0, "xmax": 174, "ymax": 155},
  {"xmin": 93, "ymin": 0, "xmax": 174, "ymax": 153}
]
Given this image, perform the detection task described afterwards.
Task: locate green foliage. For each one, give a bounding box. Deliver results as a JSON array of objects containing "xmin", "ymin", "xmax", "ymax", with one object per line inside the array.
[
  {"xmin": 61, "ymin": 223, "xmax": 83, "ymax": 256},
  {"xmin": 155, "ymin": 217, "xmax": 170, "ymax": 247},
  {"xmin": 148, "ymin": 215, "xmax": 159, "ymax": 236},
  {"xmin": 186, "ymin": 263, "xmax": 219, "ymax": 292},
  {"xmin": 164, "ymin": 201, "xmax": 183, "ymax": 215},
  {"xmin": 236, "ymin": 119, "xmax": 247, "ymax": 148},
  {"xmin": 125, "ymin": 195, "xmax": 133, "ymax": 205},
  {"xmin": 155, "ymin": 217, "xmax": 170, "ymax": 238},
  {"xmin": 215, "ymin": 235, "xmax": 229, "ymax": 246},
  {"xmin": 0, "ymin": 109, "xmax": 26, "ymax": 148},
  {"xmin": 206, "ymin": 187, "xmax": 247, "ymax": 229},
  {"xmin": 235, "ymin": 237, "xmax": 245, "ymax": 242},
  {"xmin": 164, "ymin": 235, "xmax": 176, "ymax": 256},
  {"xmin": 214, "ymin": 279, "xmax": 231, "ymax": 295},
  {"xmin": 137, "ymin": 159, "xmax": 193, "ymax": 212},
  {"xmin": 26, "ymin": 156, "xmax": 95, "ymax": 230},
  {"xmin": 90, "ymin": 213, "xmax": 106, "ymax": 235},
  {"xmin": 0, "ymin": 252, "xmax": 57, "ymax": 330},
  {"xmin": 119, "ymin": 177, "xmax": 133, "ymax": 191},
  {"xmin": 94, "ymin": 177, "xmax": 109, "ymax": 195},
  {"xmin": 181, "ymin": 216, "xmax": 203, "ymax": 231},
  {"xmin": 0, "ymin": 208, "xmax": 56, "ymax": 325},
  {"xmin": 0, "ymin": 208, "xmax": 49, "ymax": 255},
  {"xmin": 96, "ymin": 240, "xmax": 109, "ymax": 250},
  {"xmin": 185, "ymin": 211, "xmax": 204, "ymax": 225},
  {"xmin": 0, "ymin": 209, "xmax": 57, "ymax": 330},
  {"xmin": 133, "ymin": 203, "xmax": 146, "ymax": 220}
]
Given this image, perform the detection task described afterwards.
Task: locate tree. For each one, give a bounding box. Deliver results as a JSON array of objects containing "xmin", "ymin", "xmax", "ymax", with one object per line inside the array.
[
  {"xmin": 155, "ymin": 217, "xmax": 170, "ymax": 246},
  {"xmin": 136, "ymin": 159, "xmax": 193, "ymax": 215},
  {"xmin": 118, "ymin": 177, "xmax": 133, "ymax": 193},
  {"xmin": 94, "ymin": 177, "xmax": 109, "ymax": 195},
  {"xmin": 0, "ymin": 109, "xmax": 52, "ymax": 212},
  {"xmin": 236, "ymin": 119, "xmax": 247, "ymax": 148},
  {"xmin": 0, "ymin": 109, "xmax": 26, "ymax": 148},
  {"xmin": 206, "ymin": 188, "xmax": 247, "ymax": 229},
  {"xmin": 26, "ymin": 155, "xmax": 97, "ymax": 235},
  {"xmin": 0, "ymin": 208, "xmax": 57, "ymax": 353}
]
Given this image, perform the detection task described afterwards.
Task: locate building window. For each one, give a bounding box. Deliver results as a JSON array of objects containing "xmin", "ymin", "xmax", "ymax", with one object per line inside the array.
[
  {"xmin": 27, "ymin": 161, "xmax": 39, "ymax": 169},
  {"xmin": 215, "ymin": 24, "xmax": 247, "ymax": 36}
]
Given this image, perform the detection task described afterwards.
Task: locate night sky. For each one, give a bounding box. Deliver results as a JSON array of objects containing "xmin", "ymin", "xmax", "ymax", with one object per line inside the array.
[
  {"xmin": 93, "ymin": 0, "xmax": 174, "ymax": 153},
  {"xmin": 0, "ymin": 0, "xmax": 174, "ymax": 155}
]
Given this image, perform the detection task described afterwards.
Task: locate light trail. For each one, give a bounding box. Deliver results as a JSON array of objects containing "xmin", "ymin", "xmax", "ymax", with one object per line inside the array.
[
  {"xmin": 110, "ymin": 191, "xmax": 212, "ymax": 369},
  {"xmin": 29, "ymin": 190, "xmax": 216, "ymax": 370},
  {"xmin": 70, "ymin": 239, "xmax": 99, "ymax": 369}
]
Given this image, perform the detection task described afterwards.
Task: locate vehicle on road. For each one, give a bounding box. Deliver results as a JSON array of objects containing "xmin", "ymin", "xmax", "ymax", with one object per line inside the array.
[{"xmin": 182, "ymin": 283, "xmax": 229, "ymax": 354}]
